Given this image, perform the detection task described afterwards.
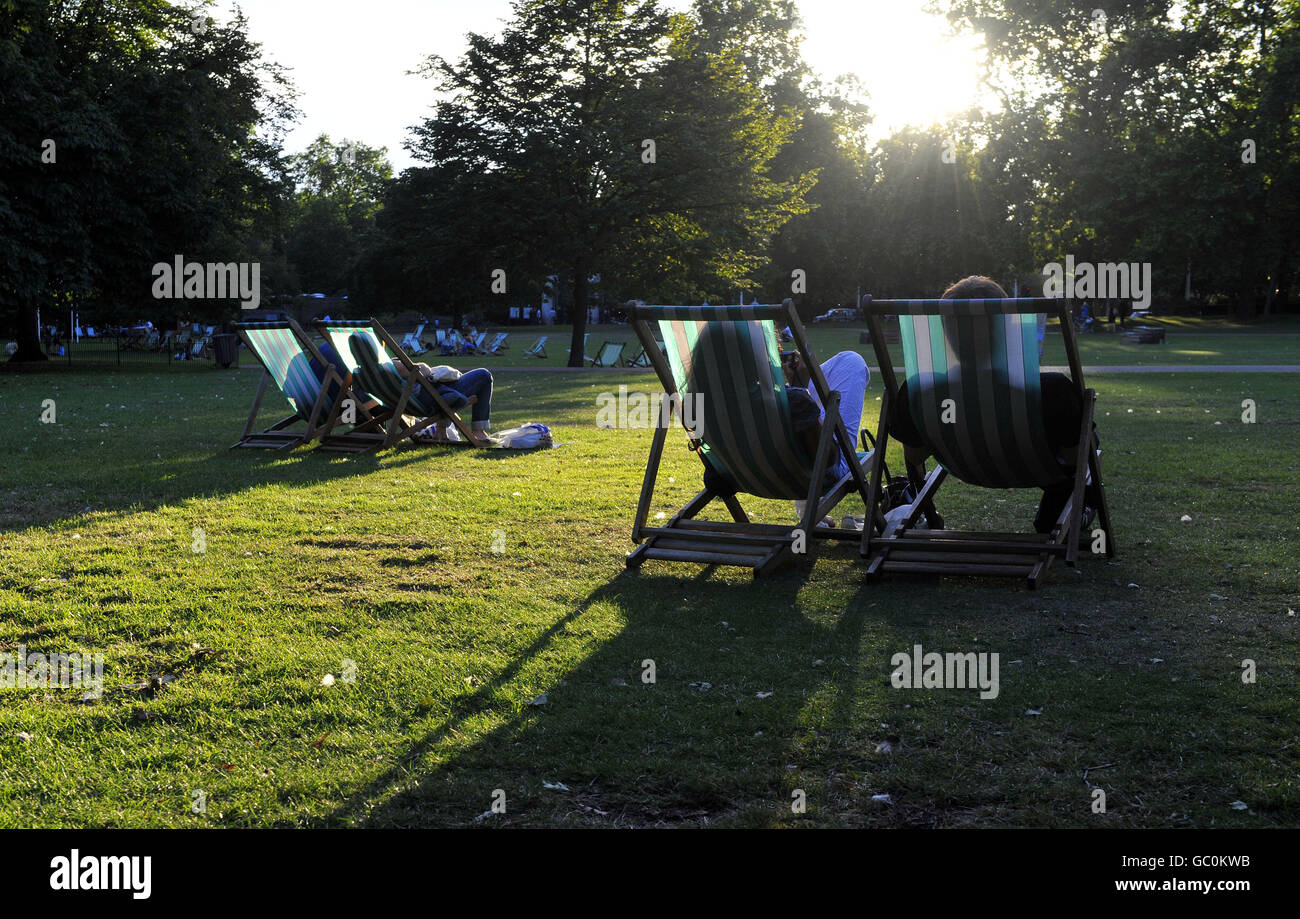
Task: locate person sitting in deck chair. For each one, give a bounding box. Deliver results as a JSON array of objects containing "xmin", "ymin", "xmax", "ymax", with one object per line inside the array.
[
  {"xmin": 780, "ymin": 348, "xmax": 870, "ymax": 522},
  {"xmin": 889, "ymin": 275, "xmax": 1100, "ymax": 533},
  {"xmin": 310, "ymin": 339, "xmax": 381, "ymax": 417},
  {"xmin": 380, "ymin": 356, "xmax": 500, "ymax": 447}
]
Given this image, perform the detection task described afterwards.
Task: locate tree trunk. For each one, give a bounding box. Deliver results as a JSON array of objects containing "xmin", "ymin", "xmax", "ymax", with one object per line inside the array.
[
  {"xmin": 10, "ymin": 301, "xmax": 48, "ymax": 362},
  {"xmin": 567, "ymin": 264, "xmax": 589, "ymax": 368}
]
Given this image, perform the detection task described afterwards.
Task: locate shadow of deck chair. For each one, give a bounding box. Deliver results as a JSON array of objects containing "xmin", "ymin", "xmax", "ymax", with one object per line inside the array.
[
  {"xmin": 590, "ymin": 340, "xmax": 626, "ymax": 367},
  {"xmin": 523, "ymin": 336, "xmax": 548, "ymax": 358},
  {"xmin": 624, "ymin": 299, "xmax": 883, "ymax": 577},
  {"xmin": 315, "ymin": 319, "xmax": 479, "ymax": 451},
  {"xmin": 860, "ymin": 297, "xmax": 1115, "ymax": 588},
  {"xmin": 232, "ymin": 319, "xmax": 358, "ymax": 449}
]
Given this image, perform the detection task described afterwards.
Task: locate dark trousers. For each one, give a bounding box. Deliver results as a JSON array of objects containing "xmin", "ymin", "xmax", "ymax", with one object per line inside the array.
[{"xmin": 890, "ymin": 373, "xmax": 1095, "ymax": 532}]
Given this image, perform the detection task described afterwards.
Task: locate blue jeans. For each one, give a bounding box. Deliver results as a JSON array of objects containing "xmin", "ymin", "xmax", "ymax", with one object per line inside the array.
[{"xmin": 448, "ymin": 368, "xmax": 493, "ymax": 430}]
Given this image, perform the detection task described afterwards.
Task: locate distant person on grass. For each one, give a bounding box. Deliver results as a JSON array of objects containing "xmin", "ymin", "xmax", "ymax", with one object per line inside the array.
[{"xmin": 888, "ymin": 275, "xmax": 1100, "ymax": 533}]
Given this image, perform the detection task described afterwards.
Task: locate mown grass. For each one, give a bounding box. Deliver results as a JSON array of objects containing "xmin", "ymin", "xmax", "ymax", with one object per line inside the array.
[
  {"xmin": 0, "ymin": 355, "xmax": 1297, "ymax": 827},
  {"xmin": 422, "ymin": 321, "xmax": 1300, "ymax": 369}
]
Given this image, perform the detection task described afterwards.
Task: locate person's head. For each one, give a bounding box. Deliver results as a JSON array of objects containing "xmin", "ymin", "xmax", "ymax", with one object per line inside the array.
[{"xmin": 941, "ymin": 276, "xmax": 1008, "ymax": 299}]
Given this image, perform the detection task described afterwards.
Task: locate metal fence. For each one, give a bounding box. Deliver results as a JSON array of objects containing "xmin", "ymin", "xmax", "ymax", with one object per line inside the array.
[{"xmin": 40, "ymin": 327, "xmax": 240, "ymax": 368}]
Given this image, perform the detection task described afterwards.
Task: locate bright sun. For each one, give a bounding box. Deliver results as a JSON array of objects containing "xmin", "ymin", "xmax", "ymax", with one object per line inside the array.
[{"xmin": 797, "ymin": 0, "xmax": 989, "ymax": 137}]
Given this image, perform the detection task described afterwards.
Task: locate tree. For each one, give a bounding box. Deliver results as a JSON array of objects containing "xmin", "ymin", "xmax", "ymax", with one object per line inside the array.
[
  {"xmin": 935, "ymin": 0, "xmax": 1300, "ymax": 315},
  {"xmin": 407, "ymin": 0, "xmax": 812, "ymax": 363},
  {"xmin": 286, "ymin": 135, "xmax": 393, "ymax": 294},
  {"xmin": 0, "ymin": 0, "xmax": 295, "ymax": 360}
]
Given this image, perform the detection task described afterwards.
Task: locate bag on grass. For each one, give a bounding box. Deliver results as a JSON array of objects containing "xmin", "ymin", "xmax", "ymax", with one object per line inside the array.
[{"xmin": 495, "ymin": 423, "xmax": 553, "ymax": 449}]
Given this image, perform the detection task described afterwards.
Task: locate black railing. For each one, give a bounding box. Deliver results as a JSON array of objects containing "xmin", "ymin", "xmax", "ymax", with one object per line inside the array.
[{"xmin": 39, "ymin": 328, "xmax": 239, "ymax": 368}]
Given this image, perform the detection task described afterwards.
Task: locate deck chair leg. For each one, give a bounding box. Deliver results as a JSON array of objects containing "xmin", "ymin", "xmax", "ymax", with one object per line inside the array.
[
  {"xmin": 239, "ymin": 371, "xmax": 271, "ymax": 442},
  {"xmin": 862, "ymin": 394, "xmax": 893, "ymax": 558},
  {"xmin": 1090, "ymin": 435, "xmax": 1116, "ymax": 558},
  {"xmin": 1064, "ymin": 393, "xmax": 1097, "ymax": 566},
  {"xmin": 722, "ymin": 495, "xmax": 749, "ymax": 524},
  {"xmin": 384, "ymin": 380, "xmax": 416, "ymax": 448},
  {"xmin": 632, "ymin": 423, "xmax": 668, "ymax": 542}
]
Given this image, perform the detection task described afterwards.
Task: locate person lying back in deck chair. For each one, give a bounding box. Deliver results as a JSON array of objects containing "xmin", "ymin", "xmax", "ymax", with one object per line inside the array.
[
  {"xmin": 890, "ymin": 275, "xmax": 1100, "ymax": 533},
  {"xmin": 375, "ymin": 352, "xmax": 500, "ymax": 447},
  {"xmin": 310, "ymin": 339, "xmax": 381, "ymax": 417},
  {"xmin": 779, "ymin": 347, "xmax": 870, "ymax": 523}
]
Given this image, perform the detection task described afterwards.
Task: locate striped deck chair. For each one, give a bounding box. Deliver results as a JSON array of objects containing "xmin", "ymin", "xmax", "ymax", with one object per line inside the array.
[
  {"xmin": 627, "ymin": 340, "xmax": 666, "ymax": 368},
  {"xmin": 482, "ymin": 332, "xmax": 508, "ymax": 354},
  {"xmin": 401, "ymin": 323, "xmax": 428, "ymax": 354},
  {"xmin": 624, "ymin": 299, "xmax": 881, "ymax": 576},
  {"xmin": 232, "ymin": 319, "xmax": 350, "ymax": 449},
  {"xmin": 590, "ymin": 340, "xmax": 626, "ymax": 367},
  {"xmin": 315, "ymin": 319, "xmax": 478, "ymax": 451},
  {"xmin": 523, "ymin": 336, "xmax": 548, "ymax": 358},
  {"xmin": 861, "ymin": 297, "xmax": 1114, "ymax": 588}
]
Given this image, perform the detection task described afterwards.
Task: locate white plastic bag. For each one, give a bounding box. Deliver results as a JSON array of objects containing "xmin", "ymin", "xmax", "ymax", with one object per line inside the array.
[{"xmin": 495, "ymin": 423, "xmax": 553, "ymax": 449}]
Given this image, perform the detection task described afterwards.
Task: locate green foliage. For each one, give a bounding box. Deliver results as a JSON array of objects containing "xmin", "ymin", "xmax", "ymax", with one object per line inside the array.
[
  {"xmin": 0, "ymin": 0, "xmax": 295, "ymax": 360},
  {"xmin": 285, "ymin": 135, "xmax": 393, "ymax": 295},
  {"xmin": 935, "ymin": 0, "xmax": 1300, "ymax": 315}
]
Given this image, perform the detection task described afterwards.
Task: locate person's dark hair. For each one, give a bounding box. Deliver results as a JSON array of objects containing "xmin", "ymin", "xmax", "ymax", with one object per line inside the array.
[{"xmin": 941, "ymin": 276, "xmax": 1008, "ymax": 299}]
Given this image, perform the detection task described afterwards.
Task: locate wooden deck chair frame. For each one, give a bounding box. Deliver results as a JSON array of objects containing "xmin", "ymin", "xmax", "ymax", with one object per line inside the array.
[
  {"xmin": 591, "ymin": 340, "xmax": 626, "ymax": 367},
  {"xmin": 860, "ymin": 296, "xmax": 1115, "ymax": 588},
  {"xmin": 627, "ymin": 340, "xmax": 666, "ymax": 368},
  {"xmin": 523, "ymin": 336, "xmax": 548, "ymax": 358},
  {"xmin": 314, "ymin": 318, "xmax": 480, "ymax": 451},
  {"xmin": 624, "ymin": 298, "xmax": 883, "ymax": 577},
  {"xmin": 232, "ymin": 318, "xmax": 362, "ymax": 450}
]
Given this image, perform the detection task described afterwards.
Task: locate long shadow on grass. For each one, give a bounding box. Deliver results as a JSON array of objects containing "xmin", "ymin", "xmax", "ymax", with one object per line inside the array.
[
  {"xmin": 322, "ymin": 561, "xmax": 889, "ymax": 827},
  {"xmin": 312, "ymin": 556, "xmax": 982, "ymax": 831},
  {"xmin": 0, "ymin": 443, "xmax": 476, "ymax": 535}
]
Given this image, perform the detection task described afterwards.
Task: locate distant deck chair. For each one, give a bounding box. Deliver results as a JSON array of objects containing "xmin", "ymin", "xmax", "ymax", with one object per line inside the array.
[
  {"xmin": 624, "ymin": 299, "xmax": 881, "ymax": 576},
  {"xmin": 590, "ymin": 340, "xmax": 626, "ymax": 367},
  {"xmin": 232, "ymin": 319, "xmax": 355, "ymax": 449},
  {"xmin": 482, "ymin": 332, "xmax": 508, "ymax": 354},
  {"xmin": 627, "ymin": 340, "xmax": 665, "ymax": 368},
  {"xmin": 567, "ymin": 333, "xmax": 590, "ymax": 361},
  {"xmin": 316, "ymin": 319, "xmax": 479, "ymax": 451},
  {"xmin": 523, "ymin": 336, "xmax": 548, "ymax": 358},
  {"xmin": 861, "ymin": 297, "xmax": 1115, "ymax": 588},
  {"xmin": 401, "ymin": 323, "xmax": 428, "ymax": 354}
]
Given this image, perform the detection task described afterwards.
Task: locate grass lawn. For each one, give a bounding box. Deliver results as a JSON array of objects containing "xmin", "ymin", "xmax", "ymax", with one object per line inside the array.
[
  {"xmin": 1, "ymin": 354, "xmax": 1297, "ymax": 827},
  {"xmin": 416, "ymin": 320, "xmax": 1300, "ymax": 370}
]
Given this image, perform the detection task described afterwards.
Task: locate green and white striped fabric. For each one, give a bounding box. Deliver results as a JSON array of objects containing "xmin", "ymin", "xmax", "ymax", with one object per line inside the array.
[
  {"xmin": 342, "ymin": 331, "xmax": 443, "ymax": 418},
  {"xmin": 657, "ymin": 313, "xmax": 812, "ymax": 500},
  {"xmin": 895, "ymin": 300, "xmax": 1065, "ymax": 488},
  {"xmin": 239, "ymin": 323, "xmax": 323, "ymax": 419}
]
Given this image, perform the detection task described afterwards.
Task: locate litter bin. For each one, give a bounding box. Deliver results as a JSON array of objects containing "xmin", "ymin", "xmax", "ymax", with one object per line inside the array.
[{"xmin": 212, "ymin": 333, "xmax": 238, "ymax": 369}]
